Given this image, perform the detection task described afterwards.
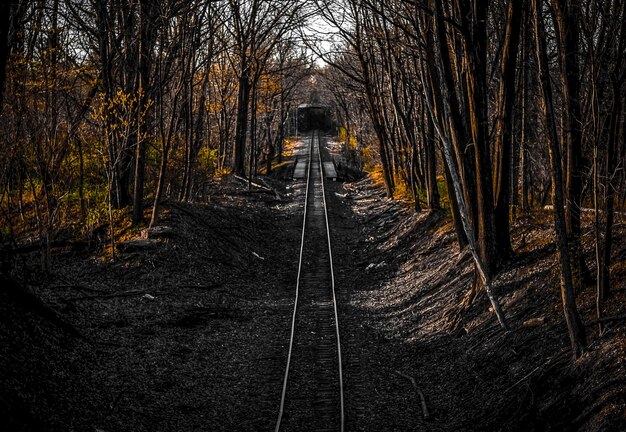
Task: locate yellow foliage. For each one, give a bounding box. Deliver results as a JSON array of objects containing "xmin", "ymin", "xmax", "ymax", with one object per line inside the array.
[
  {"xmin": 255, "ymin": 73, "xmax": 282, "ymax": 113},
  {"xmin": 369, "ymin": 165, "xmax": 385, "ymax": 188},
  {"xmin": 197, "ymin": 146, "xmax": 219, "ymax": 173},
  {"xmin": 393, "ymin": 174, "xmax": 413, "ymax": 202},
  {"xmin": 282, "ymin": 137, "xmax": 300, "ymax": 157},
  {"xmin": 361, "ymin": 146, "xmax": 377, "ymax": 171},
  {"xmin": 338, "ymin": 127, "xmax": 347, "ymax": 142},
  {"xmin": 258, "ymin": 73, "xmax": 281, "ymax": 96},
  {"xmin": 337, "ymin": 127, "xmax": 357, "ymax": 150},
  {"xmin": 91, "ymin": 88, "xmax": 153, "ymax": 148}
]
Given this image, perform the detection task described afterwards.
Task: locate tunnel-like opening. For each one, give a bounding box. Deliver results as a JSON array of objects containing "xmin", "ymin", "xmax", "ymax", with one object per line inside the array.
[{"xmin": 291, "ymin": 104, "xmax": 335, "ymax": 134}]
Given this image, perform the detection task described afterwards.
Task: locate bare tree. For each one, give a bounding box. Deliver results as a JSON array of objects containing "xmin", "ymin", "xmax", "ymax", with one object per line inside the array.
[{"xmin": 532, "ymin": 0, "xmax": 586, "ymax": 359}]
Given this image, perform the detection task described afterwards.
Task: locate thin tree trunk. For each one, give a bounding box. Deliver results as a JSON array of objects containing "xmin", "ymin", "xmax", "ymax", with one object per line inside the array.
[
  {"xmin": 0, "ymin": 0, "xmax": 15, "ymax": 112},
  {"xmin": 597, "ymin": 81, "xmax": 622, "ymax": 329},
  {"xmin": 77, "ymin": 137, "xmax": 86, "ymax": 221},
  {"xmin": 494, "ymin": 0, "xmax": 523, "ymax": 258},
  {"xmin": 462, "ymin": 0, "xmax": 498, "ymax": 275},
  {"xmin": 431, "ymin": 1, "xmax": 477, "ymax": 230},
  {"xmin": 442, "ymin": 148, "xmax": 467, "ymax": 248},
  {"xmin": 519, "ymin": 17, "xmax": 529, "ymax": 212},
  {"xmin": 233, "ymin": 67, "xmax": 251, "ymax": 176},
  {"xmin": 551, "ymin": 0, "xmax": 588, "ymax": 285},
  {"xmin": 424, "ymin": 112, "xmax": 440, "ymax": 210},
  {"xmin": 533, "ymin": 0, "xmax": 586, "ymax": 360},
  {"xmin": 594, "ymin": 144, "xmax": 603, "ymax": 333},
  {"xmin": 149, "ymin": 148, "xmax": 169, "ymax": 229},
  {"xmin": 248, "ymin": 80, "xmax": 258, "ymax": 186},
  {"xmin": 132, "ymin": 0, "xmax": 155, "ymax": 224}
]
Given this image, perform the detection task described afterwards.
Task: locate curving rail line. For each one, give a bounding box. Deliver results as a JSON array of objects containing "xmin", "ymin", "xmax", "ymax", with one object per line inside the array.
[{"xmin": 275, "ymin": 130, "xmax": 344, "ymax": 432}]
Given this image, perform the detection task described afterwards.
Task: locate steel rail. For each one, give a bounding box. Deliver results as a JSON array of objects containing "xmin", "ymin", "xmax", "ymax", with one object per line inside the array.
[
  {"xmin": 274, "ymin": 131, "xmax": 314, "ymax": 432},
  {"xmin": 274, "ymin": 131, "xmax": 344, "ymax": 432},
  {"xmin": 316, "ymin": 132, "xmax": 345, "ymax": 432}
]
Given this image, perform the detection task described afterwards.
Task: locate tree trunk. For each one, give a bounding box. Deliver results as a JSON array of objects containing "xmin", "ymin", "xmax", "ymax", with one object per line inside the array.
[
  {"xmin": 494, "ymin": 0, "xmax": 522, "ymax": 258},
  {"xmin": 597, "ymin": 81, "xmax": 623, "ymax": 326},
  {"xmin": 462, "ymin": 0, "xmax": 498, "ymax": 275},
  {"xmin": 77, "ymin": 137, "xmax": 86, "ymax": 221},
  {"xmin": 132, "ymin": 125, "xmax": 146, "ymax": 223},
  {"xmin": 233, "ymin": 67, "xmax": 251, "ymax": 176},
  {"xmin": 551, "ymin": 0, "xmax": 588, "ymax": 286},
  {"xmin": 248, "ymin": 79, "xmax": 259, "ymax": 185},
  {"xmin": 442, "ymin": 148, "xmax": 467, "ymax": 248},
  {"xmin": 424, "ymin": 113, "xmax": 440, "ymax": 210},
  {"xmin": 149, "ymin": 146, "xmax": 169, "ymax": 229},
  {"xmin": 0, "ymin": 0, "xmax": 15, "ymax": 112},
  {"xmin": 431, "ymin": 1, "xmax": 478, "ymax": 231},
  {"xmin": 533, "ymin": 0, "xmax": 586, "ymax": 360},
  {"xmin": 132, "ymin": 0, "xmax": 155, "ymax": 224},
  {"xmin": 519, "ymin": 16, "xmax": 529, "ymax": 212},
  {"xmin": 419, "ymin": 36, "xmax": 509, "ymax": 329}
]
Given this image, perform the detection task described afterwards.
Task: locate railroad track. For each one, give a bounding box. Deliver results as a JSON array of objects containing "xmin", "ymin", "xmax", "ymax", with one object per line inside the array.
[{"xmin": 275, "ymin": 130, "xmax": 344, "ymax": 432}]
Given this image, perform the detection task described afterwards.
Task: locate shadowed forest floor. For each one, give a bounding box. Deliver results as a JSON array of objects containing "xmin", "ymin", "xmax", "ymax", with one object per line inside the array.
[
  {"xmin": 332, "ymin": 175, "xmax": 626, "ymax": 431},
  {"xmin": 1, "ymin": 143, "xmax": 626, "ymax": 431}
]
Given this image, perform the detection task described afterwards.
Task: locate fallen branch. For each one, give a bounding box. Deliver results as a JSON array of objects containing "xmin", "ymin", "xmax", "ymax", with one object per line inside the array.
[
  {"xmin": 168, "ymin": 206, "xmax": 241, "ymax": 230},
  {"xmin": 228, "ymin": 189, "xmax": 275, "ymax": 196},
  {"xmin": 395, "ymin": 370, "xmax": 430, "ymax": 420},
  {"xmin": 503, "ymin": 351, "xmax": 569, "ymax": 394},
  {"xmin": 116, "ymin": 239, "xmax": 158, "ymax": 252},
  {"xmin": 586, "ymin": 314, "xmax": 626, "ymax": 326},
  {"xmin": 233, "ymin": 174, "xmax": 275, "ymax": 193},
  {"xmin": 253, "ymin": 176, "xmax": 282, "ymax": 195},
  {"xmin": 503, "ymin": 365, "xmax": 543, "ymax": 393}
]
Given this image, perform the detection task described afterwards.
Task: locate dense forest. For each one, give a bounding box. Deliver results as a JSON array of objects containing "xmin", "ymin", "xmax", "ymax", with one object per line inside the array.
[
  {"xmin": 0, "ymin": 0, "xmax": 313, "ymax": 250},
  {"xmin": 1, "ymin": 0, "xmax": 626, "ymax": 430},
  {"xmin": 314, "ymin": 0, "xmax": 626, "ymax": 360}
]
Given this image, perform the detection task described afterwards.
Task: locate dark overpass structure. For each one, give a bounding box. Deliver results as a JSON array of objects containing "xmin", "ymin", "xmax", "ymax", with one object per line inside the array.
[{"xmin": 291, "ymin": 104, "xmax": 335, "ymax": 134}]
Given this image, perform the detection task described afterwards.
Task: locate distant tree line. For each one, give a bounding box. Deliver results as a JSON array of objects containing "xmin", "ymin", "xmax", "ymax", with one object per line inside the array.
[{"xmin": 316, "ymin": 0, "xmax": 625, "ymax": 360}]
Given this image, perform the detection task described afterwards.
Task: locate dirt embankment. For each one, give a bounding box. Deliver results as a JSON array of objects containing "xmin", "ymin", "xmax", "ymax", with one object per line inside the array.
[
  {"xmin": 1, "ymin": 174, "xmax": 305, "ymax": 432},
  {"xmin": 2, "ymin": 153, "xmax": 625, "ymax": 431},
  {"xmin": 329, "ymin": 173, "xmax": 626, "ymax": 432}
]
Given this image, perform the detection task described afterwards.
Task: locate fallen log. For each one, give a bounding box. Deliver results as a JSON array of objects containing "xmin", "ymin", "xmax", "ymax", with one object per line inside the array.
[
  {"xmin": 143, "ymin": 226, "xmax": 175, "ymax": 238},
  {"xmin": 233, "ymin": 174, "xmax": 274, "ymax": 192},
  {"xmin": 586, "ymin": 314, "xmax": 626, "ymax": 326},
  {"xmin": 116, "ymin": 239, "xmax": 158, "ymax": 252}
]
